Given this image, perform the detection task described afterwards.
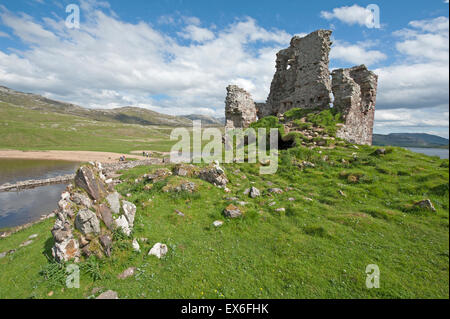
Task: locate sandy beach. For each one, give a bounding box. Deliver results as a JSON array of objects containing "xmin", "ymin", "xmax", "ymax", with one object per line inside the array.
[{"xmin": 0, "ymin": 150, "xmax": 147, "ymax": 163}]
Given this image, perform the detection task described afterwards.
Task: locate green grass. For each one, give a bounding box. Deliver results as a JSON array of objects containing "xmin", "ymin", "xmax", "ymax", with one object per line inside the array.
[
  {"xmin": 0, "ymin": 141, "xmax": 448, "ymax": 299},
  {"xmin": 0, "ymin": 102, "xmax": 177, "ymax": 153}
]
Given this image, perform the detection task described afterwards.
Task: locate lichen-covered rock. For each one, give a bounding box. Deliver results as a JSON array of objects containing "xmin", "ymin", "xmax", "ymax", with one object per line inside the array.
[
  {"xmin": 225, "ymin": 85, "xmax": 258, "ymax": 129},
  {"xmin": 224, "ymin": 204, "xmax": 242, "ymax": 218},
  {"xmin": 58, "ymin": 198, "xmax": 75, "ymax": 218},
  {"xmin": 172, "ymin": 164, "xmax": 198, "ymax": 177},
  {"xmin": 197, "ymin": 164, "xmax": 228, "ymax": 187},
  {"xmin": 74, "ymin": 166, "xmax": 107, "ymax": 201},
  {"xmin": 75, "ymin": 209, "xmax": 100, "ymax": 235},
  {"xmin": 71, "ymin": 192, "xmax": 92, "ymax": 208},
  {"xmin": 122, "ymin": 201, "xmax": 136, "ymax": 228},
  {"xmin": 106, "ymin": 192, "xmax": 121, "ymax": 214},
  {"xmin": 52, "ymin": 237, "xmax": 80, "ymax": 262}
]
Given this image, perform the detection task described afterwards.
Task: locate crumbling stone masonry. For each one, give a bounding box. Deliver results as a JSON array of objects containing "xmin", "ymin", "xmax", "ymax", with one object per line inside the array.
[
  {"xmin": 225, "ymin": 85, "xmax": 257, "ymax": 129},
  {"xmin": 225, "ymin": 29, "xmax": 378, "ymax": 145},
  {"xmin": 258, "ymin": 30, "xmax": 333, "ymax": 118},
  {"xmin": 331, "ymin": 65, "xmax": 378, "ymax": 145}
]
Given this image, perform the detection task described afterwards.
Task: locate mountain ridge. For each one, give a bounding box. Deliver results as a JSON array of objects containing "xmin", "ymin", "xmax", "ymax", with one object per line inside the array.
[{"xmin": 373, "ymin": 133, "xmax": 449, "ymax": 148}]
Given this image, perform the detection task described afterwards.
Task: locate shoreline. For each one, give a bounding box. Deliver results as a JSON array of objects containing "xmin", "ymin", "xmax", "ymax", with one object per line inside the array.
[{"xmin": 0, "ymin": 150, "xmax": 148, "ymax": 163}]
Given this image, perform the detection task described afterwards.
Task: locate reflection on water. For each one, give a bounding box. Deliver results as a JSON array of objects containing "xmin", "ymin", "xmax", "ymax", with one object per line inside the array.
[
  {"xmin": 0, "ymin": 184, "xmax": 68, "ymax": 229},
  {"xmin": 0, "ymin": 159, "xmax": 79, "ymax": 229},
  {"xmin": 0, "ymin": 159, "xmax": 79, "ymax": 184}
]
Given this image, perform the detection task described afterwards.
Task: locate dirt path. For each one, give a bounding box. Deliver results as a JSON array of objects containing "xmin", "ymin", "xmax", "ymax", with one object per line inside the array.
[{"xmin": 0, "ymin": 150, "xmax": 147, "ymax": 163}]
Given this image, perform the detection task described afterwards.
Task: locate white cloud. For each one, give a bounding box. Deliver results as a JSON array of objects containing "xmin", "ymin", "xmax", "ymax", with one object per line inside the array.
[
  {"xmin": 0, "ymin": 30, "xmax": 9, "ymax": 37},
  {"xmin": 331, "ymin": 40, "xmax": 386, "ymax": 66},
  {"xmin": 0, "ymin": 6, "xmax": 291, "ymax": 117},
  {"xmin": 178, "ymin": 25, "xmax": 215, "ymax": 42},
  {"xmin": 320, "ymin": 4, "xmax": 373, "ymax": 27},
  {"xmin": 376, "ymin": 16, "xmax": 449, "ymax": 112},
  {"xmin": 374, "ymin": 106, "xmax": 449, "ymax": 138}
]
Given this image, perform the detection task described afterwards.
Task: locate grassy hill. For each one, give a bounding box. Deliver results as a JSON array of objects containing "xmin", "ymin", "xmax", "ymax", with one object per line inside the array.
[
  {"xmin": 183, "ymin": 114, "xmax": 224, "ymax": 126},
  {"xmin": 373, "ymin": 133, "xmax": 449, "ymax": 148},
  {"xmin": 0, "ymin": 101, "xmax": 177, "ymax": 153},
  {"xmin": 0, "ymin": 86, "xmax": 192, "ymax": 127},
  {"xmin": 0, "ymin": 111, "xmax": 448, "ymax": 299}
]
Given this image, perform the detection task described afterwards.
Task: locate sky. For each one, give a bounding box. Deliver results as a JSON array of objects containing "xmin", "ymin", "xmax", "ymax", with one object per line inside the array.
[{"xmin": 0, "ymin": 0, "xmax": 448, "ymax": 138}]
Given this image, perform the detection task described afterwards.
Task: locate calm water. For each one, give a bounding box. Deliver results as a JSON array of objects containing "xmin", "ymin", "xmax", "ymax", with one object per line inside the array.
[
  {"xmin": 0, "ymin": 159, "xmax": 79, "ymax": 229},
  {"xmin": 407, "ymin": 148, "xmax": 449, "ymax": 159}
]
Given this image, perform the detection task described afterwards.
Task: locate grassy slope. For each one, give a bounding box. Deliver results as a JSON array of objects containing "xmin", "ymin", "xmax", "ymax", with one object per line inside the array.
[
  {"xmin": 0, "ymin": 143, "xmax": 448, "ymax": 298},
  {"xmin": 0, "ymin": 102, "xmax": 176, "ymax": 153}
]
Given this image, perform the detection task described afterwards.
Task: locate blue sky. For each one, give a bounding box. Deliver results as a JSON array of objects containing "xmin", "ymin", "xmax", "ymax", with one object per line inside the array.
[{"xmin": 0, "ymin": 0, "xmax": 448, "ymax": 137}]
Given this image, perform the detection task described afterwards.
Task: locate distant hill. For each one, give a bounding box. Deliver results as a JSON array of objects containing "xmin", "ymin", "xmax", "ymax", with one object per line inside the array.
[
  {"xmin": 0, "ymin": 86, "xmax": 192, "ymax": 127},
  {"xmin": 373, "ymin": 133, "xmax": 449, "ymax": 148},
  {"xmin": 182, "ymin": 114, "xmax": 224, "ymax": 126}
]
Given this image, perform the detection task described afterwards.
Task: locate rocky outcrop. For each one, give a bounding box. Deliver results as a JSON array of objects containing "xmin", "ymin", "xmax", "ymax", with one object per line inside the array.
[
  {"xmin": 225, "ymin": 85, "xmax": 257, "ymax": 129},
  {"xmin": 51, "ymin": 163, "xmax": 137, "ymax": 262},
  {"xmin": 332, "ymin": 65, "xmax": 378, "ymax": 145},
  {"xmin": 74, "ymin": 166, "xmax": 107, "ymax": 201},
  {"xmin": 197, "ymin": 161, "xmax": 228, "ymax": 187}
]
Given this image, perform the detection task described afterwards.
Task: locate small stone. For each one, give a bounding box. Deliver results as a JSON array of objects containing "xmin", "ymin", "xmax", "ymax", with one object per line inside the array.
[
  {"xmin": 132, "ymin": 239, "xmax": 140, "ymax": 252},
  {"xmin": 288, "ymin": 197, "xmax": 295, "ymax": 201},
  {"xmin": 414, "ymin": 199, "xmax": 436, "ymax": 212},
  {"xmin": 148, "ymin": 243, "xmax": 168, "ymax": 259},
  {"xmin": 249, "ymin": 187, "xmax": 260, "ymax": 198},
  {"xmin": 268, "ymin": 202, "xmax": 276, "ymax": 207},
  {"xmin": 126, "ymin": 193, "xmax": 132, "ymax": 198},
  {"xmin": 224, "ymin": 204, "xmax": 242, "ymax": 218},
  {"xmin": 48, "ymin": 291, "xmax": 54, "ymax": 297},
  {"xmin": 339, "ymin": 190, "xmax": 347, "ymax": 197},
  {"xmin": 96, "ymin": 290, "xmax": 119, "ymax": 299},
  {"xmin": 275, "ymin": 208, "xmax": 285, "ymax": 213},
  {"xmin": 0, "ymin": 252, "xmax": 7, "ymax": 259},
  {"xmin": 175, "ymin": 209, "xmax": 185, "ymax": 217},
  {"xmin": 213, "ymin": 220, "xmax": 224, "ymax": 227},
  {"xmin": 117, "ymin": 267, "xmax": 136, "ymax": 279},
  {"xmin": 91, "ymin": 287, "xmax": 102, "ymax": 295},
  {"xmin": 28, "ymin": 234, "xmax": 38, "ymax": 239},
  {"xmin": 375, "ymin": 148, "xmax": 386, "ymax": 155},
  {"xmin": 268, "ymin": 188, "xmax": 283, "ymax": 194},
  {"xmin": 19, "ymin": 240, "xmax": 33, "ymax": 247}
]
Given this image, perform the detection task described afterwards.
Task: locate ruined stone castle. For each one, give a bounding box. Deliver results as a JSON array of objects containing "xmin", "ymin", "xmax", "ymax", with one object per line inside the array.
[{"xmin": 224, "ymin": 30, "xmax": 378, "ymax": 145}]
